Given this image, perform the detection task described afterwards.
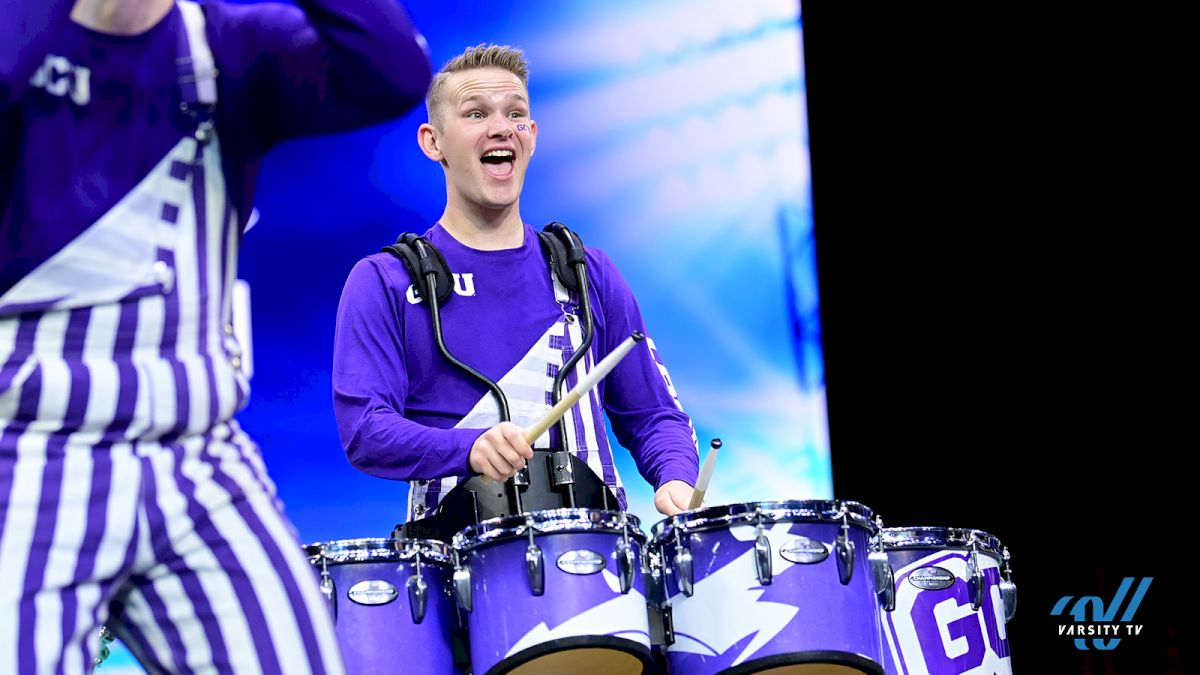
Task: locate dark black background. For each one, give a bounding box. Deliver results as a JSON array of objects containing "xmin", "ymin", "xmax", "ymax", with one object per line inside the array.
[{"xmin": 802, "ymin": 3, "xmax": 1184, "ymax": 672}]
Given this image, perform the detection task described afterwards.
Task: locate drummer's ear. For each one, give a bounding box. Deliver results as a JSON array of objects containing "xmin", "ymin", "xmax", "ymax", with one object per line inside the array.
[{"xmin": 419, "ymin": 123, "xmax": 445, "ymax": 164}]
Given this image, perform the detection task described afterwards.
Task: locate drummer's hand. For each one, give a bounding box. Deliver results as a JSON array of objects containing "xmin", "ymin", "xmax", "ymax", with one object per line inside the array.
[
  {"xmin": 654, "ymin": 480, "xmax": 695, "ymax": 516},
  {"xmin": 469, "ymin": 422, "xmax": 535, "ymax": 482}
]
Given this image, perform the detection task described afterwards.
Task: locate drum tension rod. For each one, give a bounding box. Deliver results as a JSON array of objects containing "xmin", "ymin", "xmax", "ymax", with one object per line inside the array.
[
  {"xmin": 1000, "ymin": 546, "xmax": 1018, "ymax": 621},
  {"xmin": 868, "ymin": 515, "xmax": 896, "ymax": 612},
  {"xmin": 525, "ymin": 516, "xmax": 545, "ymax": 596},
  {"xmin": 835, "ymin": 504, "xmax": 855, "ymax": 586},
  {"xmin": 967, "ymin": 532, "xmax": 985, "ymax": 611},
  {"xmin": 453, "ymin": 549, "xmax": 473, "ymax": 613},
  {"xmin": 673, "ymin": 527, "xmax": 694, "ymax": 597},
  {"xmin": 319, "ymin": 555, "xmax": 337, "ymax": 623},
  {"xmin": 753, "ymin": 509, "xmax": 773, "ymax": 586},
  {"xmin": 617, "ymin": 515, "xmax": 635, "ymax": 594},
  {"xmin": 407, "ymin": 551, "xmax": 429, "ymax": 624}
]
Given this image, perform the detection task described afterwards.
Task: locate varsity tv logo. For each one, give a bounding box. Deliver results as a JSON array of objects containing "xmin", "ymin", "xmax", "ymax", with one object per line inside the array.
[{"xmin": 1050, "ymin": 577, "xmax": 1152, "ymax": 650}]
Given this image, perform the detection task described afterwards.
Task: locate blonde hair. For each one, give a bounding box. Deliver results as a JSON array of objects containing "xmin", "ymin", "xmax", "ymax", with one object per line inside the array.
[{"xmin": 426, "ymin": 44, "xmax": 530, "ymax": 127}]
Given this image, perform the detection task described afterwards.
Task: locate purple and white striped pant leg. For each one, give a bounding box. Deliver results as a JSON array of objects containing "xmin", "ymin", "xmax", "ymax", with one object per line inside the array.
[
  {"xmin": 0, "ymin": 429, "xmax": 344, "ymax": 675},
  {"xmin": 0, "ymin": 307, "xmax": 138, "ymax": 675},
  {"xmin": 1, "ymin": 313, "xmax": 342, "ymax": 673},
  {"xmin": 105, "ymin": 426, "xmax": 343, "ymax": 674},
  {"xmin": 0, "ymin": 437, "xmax": 144, "ymax": 673}
]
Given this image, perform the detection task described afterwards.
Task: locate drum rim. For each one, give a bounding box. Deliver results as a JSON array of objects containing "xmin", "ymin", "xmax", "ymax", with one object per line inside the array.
[
  {"xmin": 453, "ymin": 507, "xmax": 645, "ymax": 552},
  {"xmin": 879, "ymin": 526, "xmax": 1003, "ymax": 556},
  {"xmin": 303, "ymin": 537, "xmax": 453, "ymax": 564},
  {"xmin": 649, "ymin": 499, "xmax": 877, "ymax": 542}
]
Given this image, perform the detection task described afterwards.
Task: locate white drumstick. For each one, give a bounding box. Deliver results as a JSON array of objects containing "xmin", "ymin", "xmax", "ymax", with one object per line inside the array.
[
  {"xmin": 524, "ymin": 331, "xmax": 645, "ymax": 446},
  {"xmin": 687, "ymin": 438, "xmax": 722, "ymax": 510}
]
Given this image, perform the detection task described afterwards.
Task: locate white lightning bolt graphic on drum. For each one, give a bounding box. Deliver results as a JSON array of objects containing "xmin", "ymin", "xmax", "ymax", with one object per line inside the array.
[
  {"xmin": 669, "ymin": 523, "xmax": 804, "ymax": 666},
  {"xmin": 507, "ymin": 570, "xmax": 651, "ymax": 656}
]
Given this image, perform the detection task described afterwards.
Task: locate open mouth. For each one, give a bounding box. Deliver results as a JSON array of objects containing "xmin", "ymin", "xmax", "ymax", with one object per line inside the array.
[{"xmin": 480, "ymin": 149, "xmax": 515, "ymax": 178}]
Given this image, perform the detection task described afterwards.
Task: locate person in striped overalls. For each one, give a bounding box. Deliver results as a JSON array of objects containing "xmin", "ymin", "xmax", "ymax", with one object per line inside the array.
[
  {"xmin": 0, "ymin": 0, "xmax": 431, "ymax": 672},
  {"xmin": 332, "ymin": 45, "xmax": 701, "ymax": 525}
]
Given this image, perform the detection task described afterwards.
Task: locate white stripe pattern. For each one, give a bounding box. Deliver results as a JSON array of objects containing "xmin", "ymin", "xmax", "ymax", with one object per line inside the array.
[{"xmin": 1, "ymin": 91, "xmax": 342, "ymax": 675}]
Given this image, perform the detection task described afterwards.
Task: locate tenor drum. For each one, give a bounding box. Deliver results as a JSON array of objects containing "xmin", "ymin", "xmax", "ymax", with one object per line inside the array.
[
  {"xmin": 651, "ymin": 500, "xmax": 888, "ymax": 674},
  {"xmin": 877, "ymin": 527, "xmax": 1015, "ymax": 675},
  {"xmin": 453, "ymin": 508, "xmax": 655, "ymax": 675},
  {"xmin": 304, "ymin": 538, "xmax": 460, "ymax": 674}
]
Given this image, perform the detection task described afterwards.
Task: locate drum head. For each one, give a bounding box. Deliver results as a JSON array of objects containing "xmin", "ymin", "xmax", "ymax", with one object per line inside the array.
[
  {"xmin": 650, "ymin": 500, "xmax": 876, "ymax": 545},
  {"xmin": 879, "ymin": 526, "xmax": 1002, "ymax": 558},
  {"xmin": 303, "ymin": 537, "xmax": 452, "ymax": 565},
  {"xmin": 454, "ymin": 508, "xmax": 644, "ymax": 553}
]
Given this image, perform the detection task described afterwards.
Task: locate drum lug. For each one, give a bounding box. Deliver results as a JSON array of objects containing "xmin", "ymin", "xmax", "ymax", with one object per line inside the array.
[
  {"xmin": 319, "ymin": 558, "xmax": 338, "ymax": 623},
  {"xmin": 754, "ymin": 534, "xmax": 773, "ymax": 586},
  {"xmin": 1000, "ymin": 546, "xmax": 1018, "ymax": 621},
  {"xmin": 524, "ymin": 517, "xmax": 545, "ymax": 595},
  {"xmin": 673, "ymin": 527, "xmax": 695, "ymax": 597},
  {"xmin": 617, "ymin": 537, "xmax": 636, "ymax": 594},
  {"xmin": 1000, "ymin": 579, "xmax": 1018, "ymax": 621},
  {"xmin": 454, "ymin": 563, "xmax": 473, "ymax": 613},
  {"xmin": 675, "ymin": 545, "xmax": 694, "ymax": 597},
  {"xmin": 526, "ymin": 542, "xmax": 545, "ymax": 595},
  {"xmin": 407, "ymin": 572, "xmax": 428, "ymax": 624},
  {"xmin": 967, "ymin": 547, "xmax": 985, "ymax": 611},
  {"xmin": 834, "ymin": 506, "xmax": 855, "ymax": 585},
  {"xmin": 751, "ymin": 510, "xmax": 773, "ymax": 586},
  {"xmin": 869, "ymin": 550, "xmax": 895, "ymax": 612},
  {"xmin": 835, "ymin": 530, "xmax": 855, "ymax": 585}
]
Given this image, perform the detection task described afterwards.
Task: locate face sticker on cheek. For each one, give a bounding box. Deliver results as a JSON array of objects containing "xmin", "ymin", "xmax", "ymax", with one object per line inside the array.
[{"xmin": 516, "ymin": 124, "xmax": 530, "ymax": 133}]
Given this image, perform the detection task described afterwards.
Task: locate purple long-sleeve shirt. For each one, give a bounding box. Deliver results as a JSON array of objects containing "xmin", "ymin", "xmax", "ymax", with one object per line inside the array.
[
  {"xmin": 1, "ymin": 0, "xmax": 432, "ymax": 296},
  {"xmin": 333, "ymin": 223, "xmax": 699, "ymax": 517}
]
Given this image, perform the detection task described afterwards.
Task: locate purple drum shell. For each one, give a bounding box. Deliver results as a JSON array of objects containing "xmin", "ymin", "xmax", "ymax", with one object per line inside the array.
[
  {"xmin": 457, "ymin": 517, "xmax": 653, "ymax": 675},
  {"xmin": 655, "ymin": 501, "xmax": 886, "ymax": 674},
  {"xmin": 880, "ymin": 528, "xmax": 1012, "ymax": 675},
  {"xmin": 306, "ymin": 540, "xmax": 460, "ymax": 675}
]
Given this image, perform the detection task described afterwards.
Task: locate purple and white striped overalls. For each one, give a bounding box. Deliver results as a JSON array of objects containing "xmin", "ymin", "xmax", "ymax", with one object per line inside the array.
[{"xmin": 0, "ymin": 4, "xmax": 342, "ymax": 673}]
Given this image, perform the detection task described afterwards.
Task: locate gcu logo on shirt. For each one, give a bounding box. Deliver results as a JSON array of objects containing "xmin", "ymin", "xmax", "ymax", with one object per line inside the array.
[
  {"xmin": 1051, "ymin": 577, "xmax": 1152, "ymax": 650},
  {"xmin": 28, "ymin": 54, "xmax": 91, "ymax": 106},
  {"xmin": 406, "ymin": 273, "xmax": 476, "ymax": 304}
]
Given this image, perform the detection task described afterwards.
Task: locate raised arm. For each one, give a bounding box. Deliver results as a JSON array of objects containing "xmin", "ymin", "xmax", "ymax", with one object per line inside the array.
[
  {"xmin": 332, "ymin": 257, "xmax": 485, "ymax": 481},
  {"xmin": 213, "ymin": 0, "xmax": 432, "ymax": 148}
]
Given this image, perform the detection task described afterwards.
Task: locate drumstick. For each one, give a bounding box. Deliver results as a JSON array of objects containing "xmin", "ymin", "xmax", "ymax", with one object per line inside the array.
[
  {"xmin": 524, "ymin": 331, "xmax": 645, "ymax": 446},
  {"xmin": 687, "ymin": 438, "xmax": 722, "ymax": 510}
]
